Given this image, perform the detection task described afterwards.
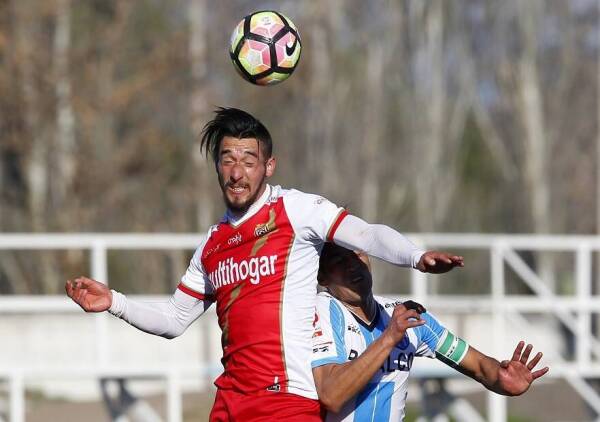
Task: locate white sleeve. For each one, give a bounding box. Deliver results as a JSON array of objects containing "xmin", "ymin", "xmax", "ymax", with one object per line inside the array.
[
  {"xmin": 108, "ymin": 288, "xmax": 212, "ymax": 339},
  {"xmin": 283, "ymin": 190, "xmax": 347, "ymax": 243},
  {"xmin": 333, "ymin": 214, "xmax": 425, "ymax": 268},
  {"xmin": 107, "ymin": 241, "xmax": 215, "ymax": 339},
  {"xmin": 179, "ymin": 242, "xmax": 215, "ymax": 298}
]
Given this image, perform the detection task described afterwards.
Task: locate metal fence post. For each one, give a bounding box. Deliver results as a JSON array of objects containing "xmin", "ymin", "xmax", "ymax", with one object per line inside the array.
[
  {"xmin": 91, "ymin": 241, "xmax": 109, "ymax": 366},
  {"xmin": 167, "ymin": 372, "xmax": 182, "ymax": 422},
  {"xmin": 9, "ymin": 373, "xmax": 24, "ymax": 422},
  {"xmin": 489, "ymin": 242, "xmax": 507, "ymax": 422},
  {"xmin": 576, "ymin": 244, "xmax": 592, "ymax": 369}
]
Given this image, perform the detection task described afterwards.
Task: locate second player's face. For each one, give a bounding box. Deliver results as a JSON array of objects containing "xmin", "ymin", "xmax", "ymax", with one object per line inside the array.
[
  {"xmin": 217, "ymin": 136, "xmax": 275, "ymax": 215},
  {"xmin": 322, "ymin": 250, "xmax": 373, "ymax": 303}
]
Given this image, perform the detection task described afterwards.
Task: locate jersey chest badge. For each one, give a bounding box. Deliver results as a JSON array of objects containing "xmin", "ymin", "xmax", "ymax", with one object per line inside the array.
[{"xmin": 254, "ymin": 208, "xmax": 278, "ymax": 238}]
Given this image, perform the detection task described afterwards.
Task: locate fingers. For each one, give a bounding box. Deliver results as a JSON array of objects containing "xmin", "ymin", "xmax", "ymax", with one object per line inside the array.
[
  {"xmin": 512, "ymin": 341, "xmax": 525, "ymax": 361},
  {"xmin": 407, "ymin": 319, "xmax": 426, "ymax": 328},
  {"xmin": 391, "ymin": 307, "xmax": 423, "ymax": 326},
  {"xmin": 65, "ymin": 280, "xmax": 74, "ymax": 297},
  {"xmin": 527, "ymin": 352, "xmax": 543, "ymax": 370},
  {"xmin": 420, "ymin": 251, "xmax": 465, "ymax": 273},
  {"xmin": 500, "ymin": 360, "xmax": 509, "ymax": 368},
  {"xmin": 532, "ymin": 367, "xmax": 549, "ymax": 380},
  {"xmin": 451, "ymin": 255, "xmax": 465, "ymax": 267},
  {"xmin": 66, "ymin": 277, "xmax": 92, "ymax": 308},
  {"xmin": 395, "ymin": 308, "xmax": 421, "ymax": 321},
  {"xmin": 403, "ymin": 300, "xmax": 426, "ymax": 314},
  {"xmin": 512, "ymin": 342, "xmax": 547, "ymax": 377},
  {"xmin": 76, "ymin": 287, "xmax": 87, "ymax": 304},
  {"xmin": 520, "ymin": 343, "xmax": 533, "ymax": 364},
  {"xmin": 406, "ymin": 309, "xmax": 421, "ymax": 320}
]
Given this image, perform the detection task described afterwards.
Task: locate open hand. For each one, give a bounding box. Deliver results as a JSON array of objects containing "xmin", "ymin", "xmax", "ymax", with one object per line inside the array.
[
  {"xmin": 65, "ymin": 276, "xmax": 112, "ymax": 312},
  {"xmin": 416, "ymin": 251, "xmax": 464, "ymax": 273},
  {"xmin": 498, "ymin": 341, "xmax": 549, "ymax": 396}
]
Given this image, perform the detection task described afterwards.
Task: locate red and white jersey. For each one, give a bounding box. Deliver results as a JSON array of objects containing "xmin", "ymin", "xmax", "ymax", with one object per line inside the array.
[{"xmin": 179, "ymin": 184, "xmax": 347, "ymax": 399}]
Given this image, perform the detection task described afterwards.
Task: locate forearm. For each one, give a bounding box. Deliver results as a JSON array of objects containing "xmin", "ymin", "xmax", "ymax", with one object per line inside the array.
[
  {"xmin": 109, "ymin": 289, "xmax": 210, "ymax": 339},
  {"xmin": 333, "ymin": 215, "xmax": 424, "ymax": 268},
  {"xmin": 315, "ymin": 333, "xmax": 396, "ymax": 412},
  {"xmin": 456, "ymin": 348, "xmax": 510, "ymax": 395},
  {"xmin": 474, "ymin": 356, "xmax": 508, "ymax": 394}
]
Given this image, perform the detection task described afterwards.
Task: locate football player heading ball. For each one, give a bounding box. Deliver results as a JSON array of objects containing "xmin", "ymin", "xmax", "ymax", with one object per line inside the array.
[
  {"xmin": 66, "ymin": 107, "xmax": 464, "ymax": 421},
  {"xmin": 230, "ymin": 11, "xmax": 302, "ymax": 85}
]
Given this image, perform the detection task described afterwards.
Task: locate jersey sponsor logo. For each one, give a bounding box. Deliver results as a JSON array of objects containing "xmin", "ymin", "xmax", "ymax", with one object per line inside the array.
[
  {"xmin": 349, "ymin": 348, "xmax": 414, "ymax": 372},
  {"xmin": 202, "ymin": 243, "xmax": 221, "ymax": 259},
  {"xmin": 382, "ymin": 351, "xmax": 414, "ymax": 373},
  {"xmin": 227, "ymin": 232, "xmax": 242, "ymax": 246},
  {"xmin": 266, "ymin": 377, "xmax": 281, "ymax": 392},
  {"xmin": 347, "ymin": 324, "xmax": 360, "ymax": 334},
  {"xmin": 208, "ymin": 255, "xmax": 278, "ymax": 289},
  {"xmin": 313, "ymin": 341, "xmax": 332, "ymax": 353},
  {"xmin": 384, "ymin": 300, "xmax": 403, "ymax": 309}
]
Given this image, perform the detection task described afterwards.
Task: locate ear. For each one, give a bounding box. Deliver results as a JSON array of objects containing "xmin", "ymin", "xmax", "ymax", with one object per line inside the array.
[{"xmin": 265, "ymin": 157, "xmax": 276, "ymax": 177}]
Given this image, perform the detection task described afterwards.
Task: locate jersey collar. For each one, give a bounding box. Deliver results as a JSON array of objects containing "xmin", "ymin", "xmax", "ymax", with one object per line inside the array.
[
  {"xmin": 223, "ymin": 184, "xmax": 272, "ymax": 227},
  {"xmin": 347, "ymin": 303, "xmax": 381, "ymax": 331}
]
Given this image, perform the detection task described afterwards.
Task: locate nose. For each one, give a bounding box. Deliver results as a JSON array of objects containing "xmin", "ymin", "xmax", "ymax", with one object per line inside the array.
[{"xmin": 229, "ymin": 163, "xmax": 244, "ymax": 181}]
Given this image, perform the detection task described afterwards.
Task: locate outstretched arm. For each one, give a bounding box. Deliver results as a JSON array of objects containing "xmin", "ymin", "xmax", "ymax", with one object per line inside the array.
[
  {"xmin": 65, "ymin": 277, "xmax": 212, "ymax": 339},
  {"xmin": 312, "ymin": 304, "xmax": 425, "ymax": 413},
  {"xmin": 450, "ymin": 341, "xmax": 549, "ymax": 396},
  {"xmin": 332, "ymin": 214, "xmax": 464, "ymax": 273}
]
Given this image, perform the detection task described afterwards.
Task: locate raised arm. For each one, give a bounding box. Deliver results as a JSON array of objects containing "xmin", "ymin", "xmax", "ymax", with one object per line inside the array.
[
  {"xmin": 332, "ymin": 214, "xmax": 464, "ymax": 273},
  {"xmin": 312, "ymin": 304, "xmax": 425, "ymax": 413},
  {"xmin": 65, "ymin": 276, "xmax": 212, "ymax": 339},
  {"xmin": 450, "ymin": 341, "xmax": 549, "ymax": 396}
]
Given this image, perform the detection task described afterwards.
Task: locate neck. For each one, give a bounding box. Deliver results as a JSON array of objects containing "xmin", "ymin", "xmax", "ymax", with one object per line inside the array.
[
  {"xmin": 227, "ymin": 184, "xmax": 269, "ymax": 220},
  {"xmin": 343, "ymin": 293, "xmax": 377, "ymax": 324}
]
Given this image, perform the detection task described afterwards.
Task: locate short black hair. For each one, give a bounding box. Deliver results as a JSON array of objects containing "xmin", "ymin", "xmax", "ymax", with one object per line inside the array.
[
  {"xmin": 318, "ymin": 242, "xmax": 354, "ymax": 283},
  {"xmin": 200, "ymin": 107, "xmax": 273, "ymax": 165}
]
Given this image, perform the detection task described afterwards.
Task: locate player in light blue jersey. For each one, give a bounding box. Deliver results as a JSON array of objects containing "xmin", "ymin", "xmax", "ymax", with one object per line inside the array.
[{"xmin": 311, "ymin": 243, "xmax": 549, "ymax": 421}]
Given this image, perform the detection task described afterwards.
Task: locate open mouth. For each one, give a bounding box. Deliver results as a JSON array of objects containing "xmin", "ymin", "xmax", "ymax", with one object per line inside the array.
[{"xmin": 228, "ymin": 185, "xmax": 248, "ymax": 195}]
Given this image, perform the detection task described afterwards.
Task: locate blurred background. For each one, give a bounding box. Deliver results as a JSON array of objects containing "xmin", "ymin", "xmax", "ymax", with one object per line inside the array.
[{"xmin": 0, "ymin": 0, "xmax": 599, "ymax": 421}]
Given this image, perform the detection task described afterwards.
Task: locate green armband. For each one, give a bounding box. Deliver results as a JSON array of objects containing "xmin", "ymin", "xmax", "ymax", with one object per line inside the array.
[{"xmin": 435, "ymin": 330, "xmax": 469, "ymax": 365}]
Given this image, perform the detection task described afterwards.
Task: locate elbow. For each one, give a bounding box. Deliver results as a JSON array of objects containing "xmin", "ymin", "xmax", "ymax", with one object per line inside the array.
[
  {"xmin": 163, "ymin": 332, "xmax": 180, "ymax": 340},
  {"xmin": 318, "ymin": 392, "xmax": 344, "ymax": 414},
  {"xmin": 161, "ymin": 324, "xmax": 187, "ymax": 340}
]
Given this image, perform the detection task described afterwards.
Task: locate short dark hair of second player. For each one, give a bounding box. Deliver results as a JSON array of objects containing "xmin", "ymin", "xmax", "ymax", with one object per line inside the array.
[
  {"xmin": 317, "ymin": 242, "xmax": 353, "ymax": 283},
  {"xmin": 200, "ymin": 107, "xmax": 273, "ymax": 165}
]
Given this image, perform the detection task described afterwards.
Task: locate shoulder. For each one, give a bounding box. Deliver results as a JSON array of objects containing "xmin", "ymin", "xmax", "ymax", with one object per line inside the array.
[
  {"xmin": 280, "ymin": 187, "xmax": 328, "ymax": 204},
  {"xmin": 374, "ymin": 295, "xmax": 405, "ymax": 316},
  {"xmin": 266, "ymin": 185, "xmax": 327, "ymax": 206},
  {"xmin": 316, "ymin": 290, "xmax": 335, "ymax": 311},
  {"xmin": 316, "ymin": 291, "xmax": 347, "ymax": 322}
]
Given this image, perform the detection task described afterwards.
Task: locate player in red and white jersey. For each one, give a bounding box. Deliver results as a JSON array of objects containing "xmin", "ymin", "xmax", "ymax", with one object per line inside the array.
[{"xmin": 66, "ymin": 108, "xmax": 464, "ymax": 421}]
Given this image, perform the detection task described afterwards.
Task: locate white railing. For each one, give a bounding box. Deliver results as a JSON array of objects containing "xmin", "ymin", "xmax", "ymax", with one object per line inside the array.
[{"xmin": 0, "ymin": 233, "xmax": 599, "ymax": 422}]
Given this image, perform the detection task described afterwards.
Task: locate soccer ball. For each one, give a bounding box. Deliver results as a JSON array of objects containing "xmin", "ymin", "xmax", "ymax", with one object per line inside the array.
[{"xmin": 229, "ymin": 11, "xmax": 302, "ymax": 86}]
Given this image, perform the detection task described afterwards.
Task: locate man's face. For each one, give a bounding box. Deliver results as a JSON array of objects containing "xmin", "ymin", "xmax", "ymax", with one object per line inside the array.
[
  {"xmin": 217, "ymin": 136, "xmax": 275, "ymax": 215},
  {"xmin": 321, "ymin": 249, "xmax": 373, "ymax": 303}
]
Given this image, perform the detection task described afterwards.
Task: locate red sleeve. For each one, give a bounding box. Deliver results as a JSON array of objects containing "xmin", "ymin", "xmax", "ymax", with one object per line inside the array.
[
  {"xmin": 177, "ymin": 283, "xmax": 216, "ymax": 302},
  {"xmin": 326, "ymin": 209, "xmax": 349, "ymax": 242}
]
